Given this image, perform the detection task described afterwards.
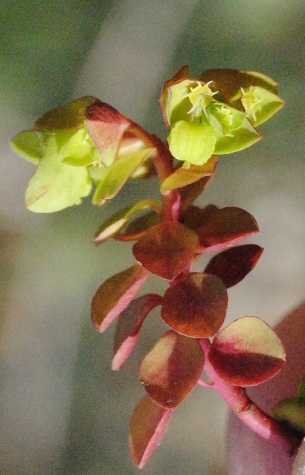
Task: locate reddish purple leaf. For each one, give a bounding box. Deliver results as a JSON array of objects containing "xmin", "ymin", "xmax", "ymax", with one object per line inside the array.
[
  {"xmin": 112, "ymin": 294, "xmax": 163, "ymax": 371},
  {"xmin": 182, "ymin": 204, "xmax": 219, "ymax": 231},
  {"xmin": 129, "ymin": 396, "xmax": 172, "ymax": 468},
  {"xmin": 91, "ymin": 264, "xmax": 149, "ymax": 333},
  {"xmin": 197, "ymin": 206, "xmax": 259, "ymax": 252},
  {"xmin": 179, "ymin": 176, "xmax": 215, "ymax": 214},
  {"xmin": 140, "ymin": 330, "xmax": 205, "ymax": 408},
  {"xmin": 209, "ymin": 316, "xmax": 286, "ymax": 386},
  {"xmin": 204, "ymin": 244, "xmax": 264, "ymax": 288},
  {"xmin": 132, "ymin": 222, "xmax": 198, "ymax": 280},
  {"xmin": 161, "ymin": 273, "xmax": 228, "ymax": 338},
  {"xmin": 114, "ymin": 210, "xmax": 161, "ymax": 241}
]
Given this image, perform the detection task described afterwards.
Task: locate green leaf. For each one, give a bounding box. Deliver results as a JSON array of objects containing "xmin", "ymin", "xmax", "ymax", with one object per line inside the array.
[
  {"xmin": 91, "ymin": 264, "xmax": 149, "ymax": 333},
  {"xmin": 272, "ymin": 398, "xmax": 305, "ymax": 434},
  {"xmin": 92, "ymin": 148, "xmax": 154, "ymax": 205},
  {"xmin": 34, "ymin": 96, "xmax": 96, "ymax": 131},
  {"xmin": 168, "ymin": 120, "xmax": 216, "ymax": 166},
  {"xmin": 210, "ymin": 316, "xmax": 286, "ymax": 386},
  {"xmin": 11, "ymin": 129, "xmax": 42, "ymax": 164},
  {"xmin": 298, "ymin": 374, "xmax": 305, "ymax": 401},
  {"xmin": 214, "ymin": 117, "xmax": 261, "ymax": 155},
  {"xmin": 160, "ymin": 155, "xmax": 217, "ymax": 192},
  {"xmin": 240, "ymin": 86, "xmax": 285, "ymax": 126},
  {"xmin": 161, "ymin": 273, "xmax": 228, "ymax": 338},
  {"xmin": 25, "ymin": 134, "xmax": 92, "ymax": 213},
  {"xmin": 61, "ymin": 127, "xmax": 101, "ymax": 167},
  {"xmin": 162, "ymin": 78, "xmax": 196, "ymax": 126},
  {"xmin": 93, "ymin": 200, "xmax": 161, "ymax": 244},
  {"xmin": 160, "ymin": 66, "xmax": 190, "ymax": 127},
  {"xmin": 140, "ymin": 330, "xmax": 205, "ymax": 408}
]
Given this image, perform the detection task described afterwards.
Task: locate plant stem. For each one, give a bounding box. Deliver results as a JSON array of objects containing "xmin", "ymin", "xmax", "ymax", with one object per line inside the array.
[
  {"xmin": 150, "ymin": 139, "xmax": 180, "ymax": 222},
  {"xmin": 199, "ymin": 338, "xmax": 302, "ymax": 455}
]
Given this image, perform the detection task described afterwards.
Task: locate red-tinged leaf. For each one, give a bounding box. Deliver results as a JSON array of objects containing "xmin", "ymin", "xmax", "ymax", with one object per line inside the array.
[
  {"xmin": 182, "ymin": 204, "xmax": 219, "ymax": 230},
  {"xmin": 91, "ymin": 264, "xmax": 149, "ymax": 333},
  {"xmin": 140, "ymin": 330, "xmax": 205, "ymax": 408},
  {"xmin": 93, "ymin": 200, "xmax": 161, "ymax": 245},
  {"xmin": 197, "ymin": 206, "xmax": 259, "ymax": 252},
  {"xmin": 160, "ymin": 65, "xmax": 190, "ymax": 127},
  {"xmin": 85, "ymin": 101, "xmax": 131, "ymax": 162},
  {"xmin": 112, "ymin": 294, "xmax": 163, "ymax": 371},
  {"xmin": 161, "ymin": 273, "xmax": 228, "ymax": 338},
  {"xmin": 160, "ymin": 155, "xmax": 217, "ymax": 192},
  {"xmin": 114, "ymin": 210, "xmax": 161, "ymax": 242},
  {"xmin": 209, "ymin": 316, "xmax": 286, "ymax": 386},
  {"xmin": 129, "ymin": 396, "xmax": 172, "ymax": 468},
  {"xmin": 204, "ymin": 244, "xmax": 264, "ymax": 288},
  {"xmin": 132, "ymin": 222, "xmax": 198, "ymax": 280},
  {"xmin": 179, "ymin": 176, "xmax": 214, "ymax": 214},
  {"xmin": 200, "ymin": 69, "xmax": 279, "ymax": 104}
]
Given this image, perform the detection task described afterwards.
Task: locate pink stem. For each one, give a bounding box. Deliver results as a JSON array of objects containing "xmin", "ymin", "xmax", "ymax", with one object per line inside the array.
[{"xmin": 199, "ymin": 338, "xmax": 301, "ymax": 455}]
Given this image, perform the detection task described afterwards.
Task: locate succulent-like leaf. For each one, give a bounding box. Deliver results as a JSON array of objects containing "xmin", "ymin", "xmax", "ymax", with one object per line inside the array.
[
  {"xmin": 209, "ymin": 316, "xmax": 286, "ymax": 386},
  {"xmin": 197, "ymin": 206, "xmax": 259, "ymax": 252},
  {"xmin": 25, "ymin": 134, "xmax": 92, "ymax": 213},
  {"xmin": 129, "ymin": 396, "xmax": 172, "ymax": 468},
  {"xmin": 160, "ymin": 155, "xmax": 217, "ymax": 192},
  {"xmin": 204, "ymin": 244, "xmax": 264, "ymax": 288},
  {"xmin": 112, "ymin": 294, "xmax": 162, "ymax": 371},
  {"xmin": 182, "ymin": 204, "xmax": 219, "ymax": 231},
  {"xmin": 161, "ymin": 273, "xmax": 228, "ymax": 338},
  {"xmin": 168, "ymin": 120, "xmax": 216, "ymax": 166},
  {"xmin": 93, "ymin": 200, "xmax": 161, "ymax": 244},
  {"xmin": 132, "ymin": 222, "xmax": 198, "ymax": 280},
  {"xmin": 91, "ymin": 264, "xmax": 149, "ymax": 333},
  {"xmin": 140, "ymin": 330, "xmax": 205, "ymax": 408},
  {"xmin": 92, "ymin": 148, "xmax": 155, "ymax": 205},
  {"xmin": 11, "ymin": 129, "xmax": 42, "ymax": 164}
]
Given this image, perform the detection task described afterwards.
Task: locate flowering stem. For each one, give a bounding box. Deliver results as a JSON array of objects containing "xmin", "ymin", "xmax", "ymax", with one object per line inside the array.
[{"xmin": 199, "ymin": 338, "xmax": 302, "ymax": 455}]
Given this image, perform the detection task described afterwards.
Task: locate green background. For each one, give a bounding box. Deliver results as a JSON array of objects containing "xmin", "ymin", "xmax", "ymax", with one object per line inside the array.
[{"xmin": 1, "ymin": 1, "xmax": 305, "ymax": 473}]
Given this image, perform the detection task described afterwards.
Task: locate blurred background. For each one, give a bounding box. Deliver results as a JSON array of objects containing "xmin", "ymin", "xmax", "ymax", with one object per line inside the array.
[{"xmin": 1, "ymin": 1, "xmax": 305, "ymax": 473}]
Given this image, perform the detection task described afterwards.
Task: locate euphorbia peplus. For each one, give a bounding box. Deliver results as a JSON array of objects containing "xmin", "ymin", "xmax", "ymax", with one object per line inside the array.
[{"xmin": 11, "ymin": 66, "xmax": 303, "ymax": 468}]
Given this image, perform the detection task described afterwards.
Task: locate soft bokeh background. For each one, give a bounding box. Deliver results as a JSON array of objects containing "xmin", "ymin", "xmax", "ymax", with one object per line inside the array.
[{"xmin": 1, "ymin": 1, "xmax": 305, "ymax": 474}]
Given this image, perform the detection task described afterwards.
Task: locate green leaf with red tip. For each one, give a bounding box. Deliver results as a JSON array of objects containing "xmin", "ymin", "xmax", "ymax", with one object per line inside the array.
[
  {"xmin": 112, "ymin": 294, "xmax": 162, "ymax": 371},
  {"xmin": 129, "ymin": 396, "xmax": 172, "ymax": 468},
  {"xmin": 160, "ymin": 155, "xmax": 217, "ymax": 192},
  {"xmin": 92, "ymin": 148, "xmax": 155, "ymax": 205},
  {"xmin": 132, "ymin": 222, "xmax": 198, "ymax": 280},
  {"xmin": 168, "ymin": 120, "xmax": 216, "ymax": 166},
  {"xmin": 25, "ymin": 134, "xmax": 92, "ymax": 213},
  {"xmin": 140, "ymin": 330, "xmax": 205, "ymax": 408},
  {"xmin": 197, "ymin": 206, "xmax": 259, "ymax": 252},
  {"xmin": 34, "ymin": 96, "xmax": 96, "ymax": 131},
  {"xmin": 11, "ymin": 129, "xmax": 42, "ymax": 164},
  {"xmin": 91, "ymin": 264, "xmax": 149, "ymax": 333},
  {"xmin": 209, "ymin": 316, "xmax": 286, "ymax": 386},
  {"xmin": 114, "ymin": 210, "xmax": 161, "ymax": 242},
  {"xmin": 161, "ymin": 273, "xmax": 228, "ymax": 338},
  {"xmin": 204, "ymin": 244, "xmax": 264, "ymax": 288},
  {"xmin": 93, "ymin": 200, "xmax": 161, "ymax": 245}
]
